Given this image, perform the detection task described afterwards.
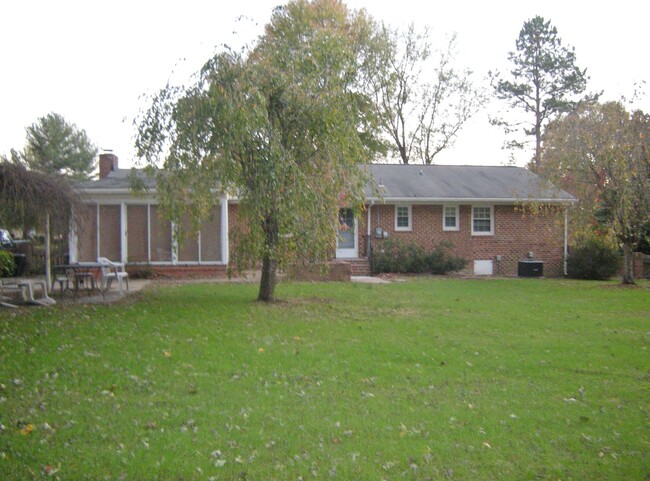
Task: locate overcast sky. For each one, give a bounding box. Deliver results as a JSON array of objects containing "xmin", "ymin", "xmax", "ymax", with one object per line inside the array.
[{"xmin": 1, "ymin": 0, "xmax": 647, "ymax": 169}]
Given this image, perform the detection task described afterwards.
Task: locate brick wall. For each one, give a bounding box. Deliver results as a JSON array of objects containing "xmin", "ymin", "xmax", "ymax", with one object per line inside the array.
[
  {"xmin": 136, "ymin": 264, "xmax": 229, "ymax": 279},
  {"xmin": 286, "ymin": 261, "xmax": 352, "ymax": 281},
  {"xmin": 80, "ymin": 200, "xmax": 567, "ymax": 279},
  {"xmin": 365, "ymin": 203, "xmax": 566, "ymax": 277}
]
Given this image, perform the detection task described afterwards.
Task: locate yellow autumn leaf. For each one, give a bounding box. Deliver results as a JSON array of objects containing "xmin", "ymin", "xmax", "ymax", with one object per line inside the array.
[
  {"xmin": 20, "ymin": 424, "xmax": 35, "ymax": 435},
  {"xmin": 258, "ymin": 348, "xmax": 265, "ymax": 353},
  {"xmin": 163, "ymin": 351, "xmax": 172, "ymax": 358}
]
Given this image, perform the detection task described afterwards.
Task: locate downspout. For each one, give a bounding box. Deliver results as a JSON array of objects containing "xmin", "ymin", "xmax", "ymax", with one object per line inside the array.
[{"xmin": 564, "ymin": 206, "xmax": 569, "ymax": 276}]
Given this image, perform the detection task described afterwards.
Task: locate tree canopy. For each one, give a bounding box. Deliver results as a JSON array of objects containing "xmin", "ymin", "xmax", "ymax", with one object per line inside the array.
[
  {"xmin": 491, "ymin": 16, "xmax": 596, "ymax": 168},
  {"xmin": 21, "ymin": 112, "xmax": 97, "ymax": 181},
  {"xmin": 370, "ymin": 25, "xmax": 484, "ymax": 164},
  {"xmin": 136, "ymin": 0, "xmax": 381, "ymax": 302},
  {"xmin": 541, "ymin": 101, "xmax": 650, "ymax": 284}
]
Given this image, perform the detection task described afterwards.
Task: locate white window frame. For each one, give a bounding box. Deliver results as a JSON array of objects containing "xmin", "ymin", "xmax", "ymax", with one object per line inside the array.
[
  {"xmin": 394, "ymin": 204, "xmax": 412, "ymax": 231},
  {"xmin": 442, "ymin": 204, "xmax": 459, "ymax": 231},
  {"xmin": 472, "ymin": 205, "xmax": 494, "ymax": 236}
]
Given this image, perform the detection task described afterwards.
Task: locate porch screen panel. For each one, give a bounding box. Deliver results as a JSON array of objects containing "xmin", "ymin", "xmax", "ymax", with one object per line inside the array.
[
  {"xmin": 178, "ymin": 213, "xmax": 199, "ymax": 262},
  {"xmin": 200, "ymin": 205, "xmax": 221, "ymax": 262},
  {"xmin": 127, "ymin": 205, "xmax": 148, "ymax": 262},
  {"xmin": 150, "ymin": 205, "xmax": 172, "ymax": 262},
  {"xmin": 98, "ymin": 205, "xmax": 121, "ymax": 261},
  {"xmin": 77, "ymin": 204, "xmax": 97, "ymax": 262}
]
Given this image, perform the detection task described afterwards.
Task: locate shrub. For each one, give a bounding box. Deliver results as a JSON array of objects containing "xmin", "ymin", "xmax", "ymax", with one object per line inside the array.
[
  {"xmin": 372, "ymin": 239, "xmax": 466, "ymax": 275},
  {"xmin": 0, "ymin": 250, "xmax": 15, "ymax": 277},
  {"xmin": 425, "ymin": 241, "xmax": 468, "ymax": 274},
  {"xmin": 567, "ymin": 237, "xmax": 621, "ymax": 280}
]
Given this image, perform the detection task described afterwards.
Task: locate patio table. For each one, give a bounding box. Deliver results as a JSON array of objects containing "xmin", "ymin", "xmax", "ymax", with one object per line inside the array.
[{"xmin": 53, "ymin": 263, "xmax": 103, "ymax": 295}]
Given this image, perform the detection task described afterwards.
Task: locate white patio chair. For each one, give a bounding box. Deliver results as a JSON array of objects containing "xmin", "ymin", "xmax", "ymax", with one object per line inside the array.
[
  {"xmin": 0, "ymin": 279, "xmax": 21, "ymax": 308},
  {"xmin": 97, "ymin": 257, "xmax": 129, "ymax": 293},
  {"xmin": 1, "ymin": 278, "xmax": 56, "ymax": 306},
  {"xmin": 19, "ymin": 279, "xmax": 56, "ymax": 305}
]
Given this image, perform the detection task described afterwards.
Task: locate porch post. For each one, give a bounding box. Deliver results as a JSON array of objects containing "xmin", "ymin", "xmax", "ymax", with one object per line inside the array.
[
  {"xmin": 171, "ymin": 221, "xmax": 178, "ymax": 264},
  {"xmin": 45, "ymin": 214, "xmax": 52, "ymax": 292},
  {"xmin": 121, "ymin": 203, "xmax": 128, "ymax": 264},
  {"xmin": 220, "ymin": 194, "xmax": 229, "ymax": 265},
  {"xmin": 564, "ymin": 207, "xmax": 569, "ymax": 276},
  {"xmin": 367, "ymin": 204, "xmax": 372, "ymax": 258},
  {"xmin": 68, "ymin": 209, "xmax": 78, "ymax": 263}
]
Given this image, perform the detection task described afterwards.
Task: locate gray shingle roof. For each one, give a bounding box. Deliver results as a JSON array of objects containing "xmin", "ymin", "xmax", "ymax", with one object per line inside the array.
[
  {"xmin": 76, "ymin": 169, "xmax": 156, "ymax": 191},
  {"xmin": 77, "ymin": 164, "xmax": 575, "ymax": 203},
  {"xmin": 366, "ymin": 164, "xmax": 575, "ymax": 202}
]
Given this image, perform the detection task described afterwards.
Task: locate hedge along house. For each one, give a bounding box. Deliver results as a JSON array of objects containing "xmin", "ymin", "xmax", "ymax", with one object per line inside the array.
[{"xmin": 72, "ymin": 154, "xmax": 575, "ymax": 278}]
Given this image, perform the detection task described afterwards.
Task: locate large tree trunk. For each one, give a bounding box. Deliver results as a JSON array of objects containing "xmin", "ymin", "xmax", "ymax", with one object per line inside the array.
[
  {"xmin": 258, "ymin": 253, "xmax": 278, "ymax": 302},
  {"xmin": 257, "ymin": 214, "xmax": 279, "ymax": 302},
  {"xmin": 621, "ymin": 243, "xmax": 635, "ymax": 285}
]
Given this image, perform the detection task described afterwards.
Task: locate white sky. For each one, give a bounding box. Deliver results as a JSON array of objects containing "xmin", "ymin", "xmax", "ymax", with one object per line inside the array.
[{"xmin": 1, "ymin": 0, "xmax": 648, "ymax": 169}]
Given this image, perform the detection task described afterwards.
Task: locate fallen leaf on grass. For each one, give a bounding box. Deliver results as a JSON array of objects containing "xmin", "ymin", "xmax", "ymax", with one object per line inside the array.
[
  {"xmin": 163, "ymin": 351, "xmax": 172, "ymax": 358},
  {"xmin": 19, "ymin": 424, "xmax": 35, "ymax": 435},
  {"xmin": 44, "ymin": 465, "xmax": 60, "ymax": 476}
]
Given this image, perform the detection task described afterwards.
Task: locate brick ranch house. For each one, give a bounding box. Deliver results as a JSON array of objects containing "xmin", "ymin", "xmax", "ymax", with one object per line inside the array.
[{"xmin": 71, "ymin": 153, "xmax": 575, "ymax": 278}]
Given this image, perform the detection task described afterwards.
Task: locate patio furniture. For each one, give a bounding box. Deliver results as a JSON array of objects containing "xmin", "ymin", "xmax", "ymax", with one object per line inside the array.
[
  {"xmin": 53, "ymin": 263, "xmax": 101, "ymax": 295},
  {"xmin": 1, "ymin": 278, "xmax": 56, "ymax": 307},
  {"xmin": 54, "ymin": 268, "xmax": 72, "ymax": 294},
  {"xmin": 97, "ymin": 257, "xmax": 129, "ymax": 294},
  {"xmin": 0, "ymin": 279, "xmax": 21, "ymax": 308}
]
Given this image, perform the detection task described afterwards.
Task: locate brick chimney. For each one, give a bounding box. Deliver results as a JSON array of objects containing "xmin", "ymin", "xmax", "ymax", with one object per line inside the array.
[{"xmin": 99, "ymin": 153, "xmax": 118, "ymax": 179}]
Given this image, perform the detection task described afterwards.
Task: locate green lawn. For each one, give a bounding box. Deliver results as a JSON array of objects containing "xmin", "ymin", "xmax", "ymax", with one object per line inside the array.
[{"xmin": 1, "ymin": 278, "xmax": 648, "ymax": 480}]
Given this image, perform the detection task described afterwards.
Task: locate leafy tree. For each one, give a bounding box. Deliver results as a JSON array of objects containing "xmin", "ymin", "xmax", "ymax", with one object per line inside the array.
[
  {"xmin": 22, "ymin": 112, "xmax": 97, "ymax": 180},
  {"xmin": 490, "ymin": 16, "xmax": 597, "ymax": 169},
  {"xmin": 136, "ymin": 0, "xmax": 381, "ymax": 302},
  {"xmin": 371, "ymin": 24, "xmax": 484, "ymax": 164},
  {"xmin": 541, "ymin": 101, "xmax": 650, "ymax": 284}
]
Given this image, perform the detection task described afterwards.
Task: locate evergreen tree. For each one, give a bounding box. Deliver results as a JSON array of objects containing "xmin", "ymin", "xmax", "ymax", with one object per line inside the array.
[
  {"xmin": 491, "ymin": 16, "xmax": 597, "ymax": 169},
  {"xmin": 23, "ymin": 112, "xmax": 97, "ymax": 180}
]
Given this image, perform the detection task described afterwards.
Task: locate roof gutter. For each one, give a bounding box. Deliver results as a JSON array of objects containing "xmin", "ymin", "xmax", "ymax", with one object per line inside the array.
[{"xmin": 365, "ymin": 196, "xmax": 577, "ymax": 204}]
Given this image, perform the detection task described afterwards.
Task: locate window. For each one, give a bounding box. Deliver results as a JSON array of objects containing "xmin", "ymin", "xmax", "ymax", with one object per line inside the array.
[
  {"xmin": 395, "ymin": 205, "xmax": 412, "ymax": 231},
  {"xmin": 472, "ymin": 206, "xmax": 494, "ymax": 235},
  {"xmin": 443, "ymin": 205, "xmax": 459, "ymax": 231}
]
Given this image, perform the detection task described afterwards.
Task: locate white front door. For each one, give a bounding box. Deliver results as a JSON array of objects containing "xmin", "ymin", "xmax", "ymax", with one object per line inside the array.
[{"xmin": 336, "ymin": 208, "xmax": 358, "ymax": 258}]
